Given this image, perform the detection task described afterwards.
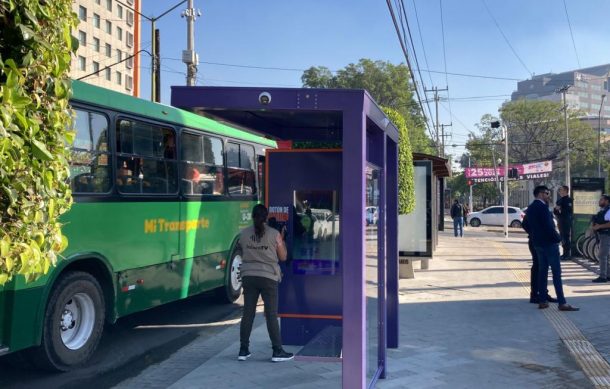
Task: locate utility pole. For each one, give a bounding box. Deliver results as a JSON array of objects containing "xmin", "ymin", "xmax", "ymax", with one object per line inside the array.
[
  {"xmin": 598, "ymin": 94, "xmax": 606, "ymax": 178},
  {"xmin": 558, "ymin": 85, "xmax": 572, "ymax": 187},
  {"xmin": 154, "ymin": 29, "xmax": 161, "ymax": 102},
  {"xmin": 440, "ymin": 123, "xmax": 452, "ymax": 158},
  {"xmin": 425, "ymin": 86, "xmax": 449, "ymax": 157},
  {"xmin": 151, "ymin": 17, "xmax": 157, "ymax": 102},
  {"xmin": 182, "ymin": 0, "xmax": 200, "ymax": 86},
  {"xmin": 119, "ymin": 0, "xmax": 188, "ymax": 101}
]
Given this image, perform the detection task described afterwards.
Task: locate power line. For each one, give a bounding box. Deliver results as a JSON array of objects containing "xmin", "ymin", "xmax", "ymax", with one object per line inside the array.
[
  {"xmin": 438, "ymin": 0, "xmax": 453, "ymax": 124},
  {"xmin": 449, "ymin": 94, "xmax": 511, "ymax": 99},
  {"xmin": 385, "ymin": 0, "xmax": 434, "ymax": 139},
  {"xmin": 159, "ymin": 57, "xmax": 609, "ymax": 85},
  {"xmin": 78, "ymin": 49, "xmax": 152, "ymax": 81},
  {"xmin": 440, "ymin": 101, "xmax": 470, "ymax": 133},
  {"xmin": 481, "ymin": 0, "xmax": 532, "ymax": 77},
  {"xmin": 411, "ymin": 0, "xmax": 434, "ymax": 87},
  {"xmin": 562, "ymin": 0, "xmax": 581, "ymax": 68},
  {"xmin": 396, "ymin": 0, "xmax": 435, "ymax": 136}
]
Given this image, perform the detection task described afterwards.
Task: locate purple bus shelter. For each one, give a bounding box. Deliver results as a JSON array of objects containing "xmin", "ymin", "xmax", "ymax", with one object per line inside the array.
[{"xmin": 172, "ymin": 86, "xmax": 399, "ymax": 388}]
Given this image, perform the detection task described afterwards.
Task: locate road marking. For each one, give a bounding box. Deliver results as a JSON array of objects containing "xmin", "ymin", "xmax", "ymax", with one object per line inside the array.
[{"xmin": 494, "ymin": 241, "xmax": 610, "ymax": 388}]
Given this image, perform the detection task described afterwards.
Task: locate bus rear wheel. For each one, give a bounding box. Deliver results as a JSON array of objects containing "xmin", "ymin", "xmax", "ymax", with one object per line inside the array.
[
  {"xmin": 216, "ymin": 250, "xmax": 242, "ymax": 303},
  {"xmin": 30, "ymin": 271, "xmax": 105, "ymax": 371}
]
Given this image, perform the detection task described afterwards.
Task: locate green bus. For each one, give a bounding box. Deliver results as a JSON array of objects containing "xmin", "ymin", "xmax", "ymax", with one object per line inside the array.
[{"xmin": 0, "ymin": 80, "xmax": 276, "ymax": 371}]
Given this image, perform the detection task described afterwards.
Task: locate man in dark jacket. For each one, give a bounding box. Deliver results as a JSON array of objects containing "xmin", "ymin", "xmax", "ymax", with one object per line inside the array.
[
  {"xmin": 591, "ymin": 194, "xmax": 610, "ymax": 283},
  {"xmin": 450, "ymin": 199, "xmax": 464, "ymax": 237},
  {"xmin": 554, "ymin": 185, "xmax": 574, "ymax": 260},
  {"xmin": 522, "ymin": 211, "xmax": 557, "ymax": 304},
  {"xmin": 527, "ymin": 185, "xmax": 578, "ymax": 311}
]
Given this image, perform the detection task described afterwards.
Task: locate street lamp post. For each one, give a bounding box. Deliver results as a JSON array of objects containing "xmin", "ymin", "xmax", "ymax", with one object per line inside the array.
[
  {"xmin": 468, "ymin": 155, "xmax": 473, "ymax": 211},
  {"xmin": 117, "ymin": 0, "xmax": 188, "ymax": 102},
  {"xmin": 503, "ymin": 124, "xmax": 508, "ymax": 239},
  {"xmin": 598, "ymin": 94, "xmax": 606, "ymax": 178},
  {"xmin": 558, "ymin": 85, "xmax": 572, "ymax": 187},
  {"xmin": 491, "ymin": 120, "xmax": 508, "ymax": 239}
]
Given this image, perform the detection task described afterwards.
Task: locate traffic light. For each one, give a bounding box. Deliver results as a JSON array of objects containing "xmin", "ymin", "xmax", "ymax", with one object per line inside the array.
[
  {"xmin": 508, "ymin": 168, "xmax": 518, "ymax": 179},
  {"xmin": 467, "ymin": 179, "xmax": 473, "ymax": 186}
]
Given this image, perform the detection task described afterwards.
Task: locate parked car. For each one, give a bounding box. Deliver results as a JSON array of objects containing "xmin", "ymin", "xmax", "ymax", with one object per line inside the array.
[
  {"xmin": 366, "ymin": 206, "xmax": 378, "ymax": 226},
  {"xmin": 467, "ymin": 206, "xmax": 524, "ymax": 228}
]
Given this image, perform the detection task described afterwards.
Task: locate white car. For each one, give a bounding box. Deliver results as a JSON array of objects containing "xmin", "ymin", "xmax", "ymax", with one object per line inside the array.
[{"xmin": 467, "ymin": 206, "xmax": 525, "ymax": 228}]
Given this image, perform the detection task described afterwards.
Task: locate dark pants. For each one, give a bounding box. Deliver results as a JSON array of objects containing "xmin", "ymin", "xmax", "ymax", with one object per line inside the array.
[
  {"xmin": 559, "ymin": 219, "xmax": 572, "ymax": 257},
  {"xmin": 453, "ymin": 217, "xmax": 463, "ymax": 237},
  {"xmin": 528, "ymin": 240, "xmax": 549, "ymax": 302},
  {"xmin": 240, "ymin": 276, "xmax": 282, "ymax": 350},
  {"xmin": 535, "ymin": 244, "xmax": 567, "ymax": 305}
]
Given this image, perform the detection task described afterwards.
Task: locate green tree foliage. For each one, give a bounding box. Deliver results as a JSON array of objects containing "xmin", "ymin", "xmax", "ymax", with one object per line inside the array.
[
  {"xmin": 0, "ymin": 0, "xmax": 77, "ymax": 285},
  {"xmin": 301, "ymin": 59, "xmax": 434, "ymax": 154},
  {"xmin": 383, "ymin": 107, "xmax": 414, "ymax": 214},
  {"xmin": 455, "ymin": 100, "xmax": 602, "ymax": 207},
  {"xmin": 500, "ymin": 100, "xmax": 596, "ymax": 178}
]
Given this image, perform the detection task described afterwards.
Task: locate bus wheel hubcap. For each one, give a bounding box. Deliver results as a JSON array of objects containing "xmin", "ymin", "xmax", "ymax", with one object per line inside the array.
[
  {"xmin": 231, "ymin": 255, "xmax": 242, "ymax": 291},
  {"xmin": 60, "ymin": 293, "xmax": 95, "ymax": 350}
]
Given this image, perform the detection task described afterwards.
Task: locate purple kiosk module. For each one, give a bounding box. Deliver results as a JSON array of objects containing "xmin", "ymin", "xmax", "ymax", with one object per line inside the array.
[{"xmin": 172, "ymin": 86, "xmax": 399, "ymax": 389}]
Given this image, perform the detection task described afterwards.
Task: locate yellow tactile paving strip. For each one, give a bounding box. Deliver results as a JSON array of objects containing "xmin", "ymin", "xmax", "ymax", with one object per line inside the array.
[{"xmin": 493, "ymin": 241, "xmax": 610, "ymax": 388}]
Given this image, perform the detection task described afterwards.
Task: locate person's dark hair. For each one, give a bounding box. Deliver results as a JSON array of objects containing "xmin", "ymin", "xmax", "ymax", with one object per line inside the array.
[
  {"xmin": 454, "ymin": 199, "xmax": 459, "ymax": 203},
  {"xmin": 561, "ymin": 185, "xmax": 569, "ymax": 193},
  {"xmin": 252, "ymin": 204, "xmax": 268, "ymax": 239},
  {"xmin": 602, "ymin": 194, "xmax": 610, "ymax": 202},
  {"xmin": 533, "ymin": 185, "xmax": 549, "ymax": 197}
]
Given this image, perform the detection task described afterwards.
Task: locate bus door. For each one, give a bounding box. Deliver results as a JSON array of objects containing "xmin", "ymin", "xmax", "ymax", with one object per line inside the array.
[
  {"xmin": 178, "ymin": 131, "xmax": 227, "ymax": 297},
  {"xmin": 114, "ymin": 119, "xmax": 181, "ymax": 314}
]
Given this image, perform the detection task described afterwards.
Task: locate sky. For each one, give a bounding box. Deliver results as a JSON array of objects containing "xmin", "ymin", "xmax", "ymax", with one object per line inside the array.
[{"xmin": 139, "ymin": 0, "xmax": 610, "ymax": 160}]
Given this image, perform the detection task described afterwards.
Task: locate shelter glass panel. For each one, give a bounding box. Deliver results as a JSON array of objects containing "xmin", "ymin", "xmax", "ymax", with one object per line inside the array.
[
  {"xmin": 366, "ymin": 166, "xmax": 380, "ymax": 381},
  {"xmin": 292, "ymin": 190, "xmax": 340, "ymax": 274}
]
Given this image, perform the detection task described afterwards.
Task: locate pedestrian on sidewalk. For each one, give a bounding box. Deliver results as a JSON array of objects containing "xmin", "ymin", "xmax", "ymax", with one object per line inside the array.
[
  {"xmin": 236, "ymin": 204, "xmax": 294, "ymax": 362},
  {"xmin": 553, "ymin": 185, "xmax": 574, "ymax": 260},
  {"xmin": 522, "ymin": 209, "xmax": 557, "ymax": 304},
  {"xmin": 527, "ymin": 185, "xmax": 579, "ymax": 311},
  {"xmin": 591, "ymin": 194, "xmax": 610, "ymax": 283},
  {"xmin": 450, "ymin": 199, "xmax": 464, "ymax": 237},
  {"xmin": 462, "ymin": 203, "xmax": 469, "ymax": 225}
]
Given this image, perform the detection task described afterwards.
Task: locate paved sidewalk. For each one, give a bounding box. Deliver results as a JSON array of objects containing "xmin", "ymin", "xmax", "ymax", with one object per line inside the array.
[{"xmin": 115, "ymin": 229, "xmax": 610, "ymax": 388}]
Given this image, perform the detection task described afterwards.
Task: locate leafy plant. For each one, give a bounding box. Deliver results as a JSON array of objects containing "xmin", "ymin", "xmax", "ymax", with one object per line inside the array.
[
  {"xmin": 0, "ymin": 0, "xmax": 77, "ymax": 285},
  {"xmin": 383, "ymin": 107, "xmax": 415, "ymax": 214},
  {"xmin": 302, "ymin": 59, "xmax": 435, "ymax": 154}
]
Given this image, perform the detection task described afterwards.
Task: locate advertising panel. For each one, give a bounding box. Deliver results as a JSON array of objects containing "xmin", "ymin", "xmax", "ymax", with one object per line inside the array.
[{"xmin": 465, "ymin": 160, "xmax": 552, "ymax": 183}]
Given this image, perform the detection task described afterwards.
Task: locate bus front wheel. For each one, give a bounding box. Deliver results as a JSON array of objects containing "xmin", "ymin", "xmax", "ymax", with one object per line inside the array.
[{"xmin": 31, "ymin": 271, "xmax": 105, "ymax": 371}]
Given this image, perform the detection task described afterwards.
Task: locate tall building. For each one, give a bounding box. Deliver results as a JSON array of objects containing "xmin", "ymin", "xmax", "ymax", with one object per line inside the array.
[
  {"xmin": 70, "ymin": 0, "xmax": 140, "ymax": 96},
  {"xmin": 511, "ymin": 64, "xmax": 610, "ymax": 116}
]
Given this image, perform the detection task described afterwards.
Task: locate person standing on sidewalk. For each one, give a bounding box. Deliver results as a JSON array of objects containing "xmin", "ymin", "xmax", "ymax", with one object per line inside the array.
[
  {"xmin": 462, "ymin": 203, "xmax": 470, "ymax": 225},
  {"xmin": 450, "ymin": 199, "xmax": 464, "ymax": 237},
  {"xmin": 237, "ymin": 204, "xmax": 294, "ymax": 362},
  {"xmin": 527, "ymin": 185, "xmax": 579, "ymax": 311},
  {"xmin": 554, "ymin": 185, "xmax": 574, "ymax": 260},
  {"xmin": 591, "ymin": 194, "xmax": 610, "ymax": 283},
  {"xmin": 522, "ymin": 209, "xmax": 557, "ymax": 304}
]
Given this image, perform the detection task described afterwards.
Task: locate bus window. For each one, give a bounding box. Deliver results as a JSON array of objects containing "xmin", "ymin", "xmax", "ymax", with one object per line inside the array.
[
  {"xmin": 227, "ymin": 142, "xmax": 256, "ymax": 196},
  {"xmin": 181, "ymin": 132, "xmax": 224, "ymax": 195},
  {"xmin": 69, "ymin": 109, "xmax": 112, "ymax": 193},
  {"xmin": 116, "ymin": 119, "xmax": 178, "ymax": 194}
]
